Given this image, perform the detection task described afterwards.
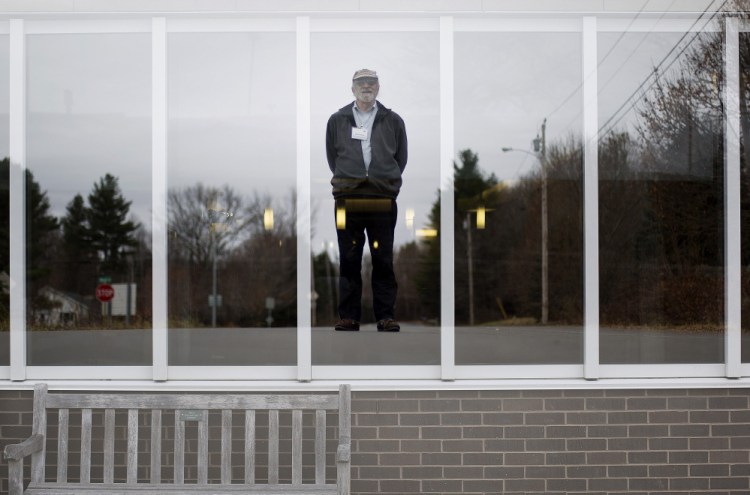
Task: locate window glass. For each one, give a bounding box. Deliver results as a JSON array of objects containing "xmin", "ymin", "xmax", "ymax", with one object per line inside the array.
[
  {"xmin": 598, "ymin": 28, "xmax": 724, "ymax": 364},
  {"xmin": 167, "ymin": 33, "xmax": 297, "ymax": 366},
  {"xmin": 741, "ymin": 31, "xmax": 750, "ymax": 363},
  {"xmin": 0, "ymin": 34, "xmax": 8, "ymax": 366},
  {"xmin": 454, "ymin": 31, "xmax": 584, "ymax": 365},
  {"xmin": 26, "ymin": 34, "xmax": 152, "ymax": 365},
  {"xmin": 311, "ymin": 32, "xmax": 440, "ymax": 365}
]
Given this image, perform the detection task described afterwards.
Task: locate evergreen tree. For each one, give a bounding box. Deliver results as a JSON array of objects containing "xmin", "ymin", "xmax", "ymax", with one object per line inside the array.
[
  {"xmin": 87, "ymin": 174, "xmax": 139, "ymax": 275},
  {"xmin": 60, "ymin": 194, "xmax": 97, "ymax": 294}
]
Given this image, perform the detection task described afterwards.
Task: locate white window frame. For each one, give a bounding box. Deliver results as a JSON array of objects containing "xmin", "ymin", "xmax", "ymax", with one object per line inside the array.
[{"xmin": 1, "ymin": 10, "xmax": 748, "ymax": 388}]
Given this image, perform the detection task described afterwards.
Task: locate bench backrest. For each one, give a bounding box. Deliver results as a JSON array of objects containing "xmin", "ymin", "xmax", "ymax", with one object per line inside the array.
[{"xmin": 28, "ymin": 384, "xmax": 351, "ymax": 487}]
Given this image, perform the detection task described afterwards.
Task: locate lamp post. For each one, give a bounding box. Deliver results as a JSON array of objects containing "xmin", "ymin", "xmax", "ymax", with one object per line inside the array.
[{"xmin": 502, "ymin": 118, "xmax": 548, "ymax": 324}]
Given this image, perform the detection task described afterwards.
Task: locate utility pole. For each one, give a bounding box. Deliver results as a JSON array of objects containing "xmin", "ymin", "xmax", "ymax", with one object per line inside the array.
[{"xmin": 539, "ymin": 118, "xmax": 548, "ymax": 325}]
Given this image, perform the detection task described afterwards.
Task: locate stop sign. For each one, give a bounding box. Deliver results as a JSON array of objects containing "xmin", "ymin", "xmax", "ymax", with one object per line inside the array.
[{"xmin": 95, "ymin": 283, "xmax": 115, "ymax": 303}]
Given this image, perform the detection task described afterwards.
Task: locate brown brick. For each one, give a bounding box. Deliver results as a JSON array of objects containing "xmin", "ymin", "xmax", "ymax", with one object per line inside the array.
[
  {"xmin": 588, "ymin": 451, "xmax": 626, "ymax": 464},
  {"xmin": 628, "ymin": 424, "xmax": 668, "ymax": 437},
  {"xmin": 670, "ymin": 424, "xmax": 709, "ymax": 436},
  {"xmin": 670, "ymin": 476, "xmax": 709, "ymax": 490},
  {"xmin": 402, "ymin": 466, "xmax": 443, "ymax": 479},
  {"xmin": 590, "ymin": 477, "xmax": 628, "ymax": 491},
  {"xmin": 669, "ymin": 450, "xmax": 708, "ymax": 463},
  {"xmin": 399, "ymin": 413, "xmax": 439, "ymax": 426},
  {"xmin": 378, "ymin": 426, "xmax": 419, "ymax": 439},
  {"xmin": 566, "ymin": 465, "xmax": 606, "ymax": 478},
  {"xmin": 482, "ymin": 412, "xmax": 524, "ymax": 425},
  {"xmin": 524, "ymin": 439, "xmax": 565, "ymax": 452},
  {"xmin": 525, "ymin": 466, "xmax": 565, "ymax": 478},
  {"xmin": 379, "ymin": 479, "xmax": 421, "ymax": 493},
  {"xmin": 649, "ymin": 464, "xmax": 688, "ymax": 477},
  {"xmin": 546, "ymin": 451, "xmax": 586, "ymax": 465},
  {"xmin": 463, "ymin": 452, "xmax": 504, "ymax": 465},
  {"xmin": 419, "ymin": 400, "xmax": 460, "ymax": 412},
  {"xmin": 422, "ymin": 426, "xmax": 461, "ymax": 439},
  {"xmin": 629, "ymin": 477, "xmax": 668, "ymax": 490},
  {"xmin": 443, "ymin": 466, "xmax": 483, "ymax": 478},
  {"xmin": 588, "ymin": 425, "xmax": 627, "ymax": 437},
  {"xmin": 460, "ymin": 400, "xmax": 502, "ymax": 412},
  {"xmin": 442, "ymin": 439, "xmax": 483, "ymax": 452},
  {"xmin": 400, "ymin": 440, "xmax": 441, "ymax": 453},
  {"xmin": 627, "ymin": 451, "xmax": 667, "ymax": 464},
  {"xmin": 690, "ymin": 437, "xmax": 729, "ymax": 450},
  {"xmin": 627, "ymin": 397, "xmax": 667, "ymax": 410},
  {"xmin": 504, "ymin": 479, "xmax": 545, "ymax": 491},
  {"xmin": 484, "ymin": 439, "xmax": 525, "ymax": 452},
  {"xmin": 378, "ymin": 400, "xmax": 419, "ymax": 413},
  {"xmin": 357, "ymin": 413, "xmax": 398, "ymax": 426},
  {"xmin": 709, "ymin": 450, "xmax": 749, "ymax": 463},
  {"xmin": 440, "ymin": 412, "xmax": 482, "ymax": 425},
  {"xmin": 607, "ymin": 411, "xmax": 647, "ymax": 424},
  {"xmin": 712, "ymin": 424, "xmax": 750, "ymax": 436},
  {"xmin": 708, "ymin": 396, "xmax": 748, "ymax": 409},
  {"xmin": 544, "ymin": 398, "xmax": 585, "ymax": 411},
  {"xmin": 422, "ymin": 453, "xmax": 461, "ymax": 465},
  {"xmin": 503, "ymin": 399, "xmax": 544, "ymax": 411},
  {"xmin": 710, "ymin": 477, "xmax": 750, "ymax": 490},
  {"xmin": 667, "ymin": 396, "xmax": 707, "ymax": 409},
  {"xmin": 463, "ymin": 479, "xmax": 503, "ymax": 493},
  {"xmin": 608, "ymin": 465, "xmax": 648, "ymax": 478},
  {"xmin": 357, "ymin": 440, "xmax": 400, "ymax": 452},
  {"xmin": 546, "ymin": 425, "xmax": 586, "ymax": 438},
  {"xmin": 504, "ymin": 452, "xmax": 544, "ymax": 465},
  {"xmin": 690, "ymin": 464, "xmax": 729, "ymax": 476},
  {"xmin": 378, "ymin": 453, "xmax": 420, "ymax": 466},
  {"xmin": 546, "ymin": 478, "xmax": 587, "ymax": 491},
  {"xmin": 690, "ymin": 410, "xmax": 730, "ymax": 423},
  {"xmin": 586, "ymin": 398, "xmax": 626, "ymax": 411},
  {"xmin": 484, "ymin": 466, "xmax": 524, "ymax": 478},
  {"xmin": 648, "ymin": 410, "xmax": 688, "ymax": 423},
  {"xmin": 504, "ymin": 426, "xmax": 545, "ymax": 439},
  {"xmin": 358, "ymin": 466, "xmax": 401, "ymax": 479},
  {"xmin": 567, "ymin": 438, "xmax": 606, "ymax": 451},
  {"xmin": 421, "ymin": 479, "xmax": 462, "ymax": 492},
  {"xmin": 648, "ymin": 437, "xmax": 688, "ymax": 450},
  {"xmin": 524, "ymin": 412, "xmax": 565, "ymax": 425},
  {"xmin": 462, "ymin": 426, "xmax": 503, "ymax": 439}
]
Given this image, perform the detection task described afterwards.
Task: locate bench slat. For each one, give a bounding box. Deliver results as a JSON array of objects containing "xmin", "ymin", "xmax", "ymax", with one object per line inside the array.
[
  {"xmin": 198, "ymin": 410, "xmax": 209, "ymax": 484},
  {"xmin": 173, "ymin": 411, "xmax": 185, "ymax": 484},
  {"xmin": 292, "ymin": 410, "xmax": 302, "ymax": 485},
  {"xmin": 24, "ymin": 483, "xmax": 337, "ymax": 494},
  {"xmin": 127, "ymin": 410, "xmax": 139, "ymax": 484},
  {"xmin": 80, "ymin": 409, "xmax": 92, "ymax": 484},
  {"xmin": 150, "ymin": 410, "xmax": 161, "ymax": 484},
  {"xmin": 56, "ymin": 410, "xmax": 68, "ymax": 483},
  {"xmin": 268, "ymin": 410, "xmax": 279, "ymax": 484},
  {"xmin": 47, "ymin": 394, "xmax": 338, "ymax": 411},
  {"xmin": 221, "ymin": 410, "xmax": 232, "ymax": 484},
  {"xmin": 315, "ymin": 410, "xmax": 326, "ymax": 485},
  {"xmin": 31, "ymin": 384, "xmax": 48, "ymax": 484},
  {"xmin": 104, "ymin": 409, "xmax": 115, "ymax": 484},
  {"xmin": 244, "ymin": 410, "xmax": 255, "ymax": 484}
]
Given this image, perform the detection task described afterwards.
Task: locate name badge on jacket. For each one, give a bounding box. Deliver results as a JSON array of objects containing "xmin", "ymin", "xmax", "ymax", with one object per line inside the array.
[{"xmin": 351, "ymin": 127, "xmax": 368, "ymax": 140}]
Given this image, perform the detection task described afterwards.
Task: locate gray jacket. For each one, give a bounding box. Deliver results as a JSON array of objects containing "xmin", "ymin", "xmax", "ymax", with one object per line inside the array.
[{"xmin": 326, "ymin": 101, "xmax": 407, "ymax": 199}]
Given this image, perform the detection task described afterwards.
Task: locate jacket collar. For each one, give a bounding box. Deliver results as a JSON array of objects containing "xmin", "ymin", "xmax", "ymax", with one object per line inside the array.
[{"xmin": 339, "ymin": 100, "xmax": 391, "ymax": 119}]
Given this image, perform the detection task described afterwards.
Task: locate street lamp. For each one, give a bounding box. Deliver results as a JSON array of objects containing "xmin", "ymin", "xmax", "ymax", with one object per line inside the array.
[{"xmin": 502, "ymin": 118, "xmax": 548, "ymax": 324}]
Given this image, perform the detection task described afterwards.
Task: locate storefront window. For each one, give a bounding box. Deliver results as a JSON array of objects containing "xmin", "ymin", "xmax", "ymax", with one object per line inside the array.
[
  {"xmin": 310, "ymin": 31, "xmax": 441, "ymax": 365},
  {"xmin": 741, "ymin": 30, "xmax": 750, "ymax": 363},
  {"xmin": 25, "ymin": 33, "xmax": 152, "ymax": 365},
  {"xmin": 0, "ymin": 34, "xmax": 8, "ymax": 367},
  {"xmin": 454, "ymin": 31, "xmax": 584, "ymax": 365},
  {"xmin": 167, "ymin": 32, "xmax": 297, "ymax": 366},
  {"xmin": 598, "ymin": 28, "xmax": 724, "ymax": 364}
]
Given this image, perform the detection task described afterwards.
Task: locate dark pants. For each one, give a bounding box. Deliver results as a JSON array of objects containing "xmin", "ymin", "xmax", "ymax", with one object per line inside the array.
[{"xmin": 335, "ymin": 198, "xmax": 398, "ymax": 322}]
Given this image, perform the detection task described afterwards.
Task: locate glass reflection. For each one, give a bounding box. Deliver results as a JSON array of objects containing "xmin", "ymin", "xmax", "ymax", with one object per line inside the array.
[
  {"xmin": 167, "ymin": 33, "xmax": 297, "ymax": 366},
  {"xmin": 0, "ymin": 35, "xmax": 8, "ymax": 366},
  {"xmin": 311, "ymin": 32, "xmax": 441, "ymax": 365},
  {"xmin": 598, "ymin": 30, "xmax": 724, "ymax": 364},
  {"xmin": 741, "ymin": 31, "xmax": 750, "ymax": 363},
  {"xmin": 25, "ymin": 34, "xmax": 152, "ymax": 365},
  {"xmin": 454, "ymin": 32, "xmax": 584, "ymax": 365}
]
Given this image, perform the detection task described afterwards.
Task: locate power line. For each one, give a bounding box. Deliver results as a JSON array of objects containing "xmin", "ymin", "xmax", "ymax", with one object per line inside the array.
[{"xmin": 597, "ymin": 0, "xmax": 726, "ymax": 137}]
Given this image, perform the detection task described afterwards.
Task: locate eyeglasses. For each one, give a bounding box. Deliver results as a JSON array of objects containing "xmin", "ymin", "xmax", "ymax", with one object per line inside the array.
[{"xmin": 354, "ymin": 78, "xmax": 378, "ymax": 86}]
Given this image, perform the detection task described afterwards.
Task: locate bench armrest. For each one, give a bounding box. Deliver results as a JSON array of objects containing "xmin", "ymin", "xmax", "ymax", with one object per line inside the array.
[{"xmin": 4, "ymin": 434, "xmax": 44, "ymax": 462}]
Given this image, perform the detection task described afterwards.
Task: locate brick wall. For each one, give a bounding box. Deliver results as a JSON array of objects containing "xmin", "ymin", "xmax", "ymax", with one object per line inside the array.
[{"xmin": 1, "ymin": 387, "xmax": 749, "ymax": 495}]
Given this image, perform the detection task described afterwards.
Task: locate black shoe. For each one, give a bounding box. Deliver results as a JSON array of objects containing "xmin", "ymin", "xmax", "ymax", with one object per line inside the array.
[
  {"xmin": 377, "ymin": 319, "xmax": 400, "ymax": 332},
  {"xmin": 335, "ymin": 318, "xmax": 360, "ymax": 331}
]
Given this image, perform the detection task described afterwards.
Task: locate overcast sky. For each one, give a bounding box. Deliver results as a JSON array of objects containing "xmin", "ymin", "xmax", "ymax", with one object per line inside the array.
[{"xmin": 0, "ymin": 25, "xmax": 701, "ymax": 253}]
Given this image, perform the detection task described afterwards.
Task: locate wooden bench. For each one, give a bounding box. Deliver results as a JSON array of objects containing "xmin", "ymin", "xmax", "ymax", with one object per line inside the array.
[{"xmin": 4, "ymin": 384, "xmax": 351, "ymax": 495}]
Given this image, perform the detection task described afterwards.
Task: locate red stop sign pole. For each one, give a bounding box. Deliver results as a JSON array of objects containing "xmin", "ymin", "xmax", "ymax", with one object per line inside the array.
[{"xmin": 95, "ymin": 283, "xmax": 115, "ymax": 303}]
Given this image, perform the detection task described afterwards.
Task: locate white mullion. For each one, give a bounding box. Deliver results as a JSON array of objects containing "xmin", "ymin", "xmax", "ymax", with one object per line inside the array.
[
  {"xmin": 440, "ymin": 16, "xmax": 455, "ymax": 381},
  {"xmin": 9, "ymin": 19, "xmax": 25, "ymax": 381},
  {"xmin": 152, "ymin": 17, "xmax": 168, "ymax": 382},
  {"xmin": 583, "ymin": 16, "xmax": 600, "ymax": 380},
  {"xmin": 724, "ymin": 17, "xmax": 741, "ymax": 378},
  {"xmin": 296, "ymin": 16, "xmax": 312, "ymax": 382}
]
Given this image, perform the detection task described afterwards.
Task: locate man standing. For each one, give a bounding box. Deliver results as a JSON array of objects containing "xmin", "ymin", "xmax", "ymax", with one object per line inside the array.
[{"xmin": 326, "ymin": 69, "xmax": 407, "ymax": 332}]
